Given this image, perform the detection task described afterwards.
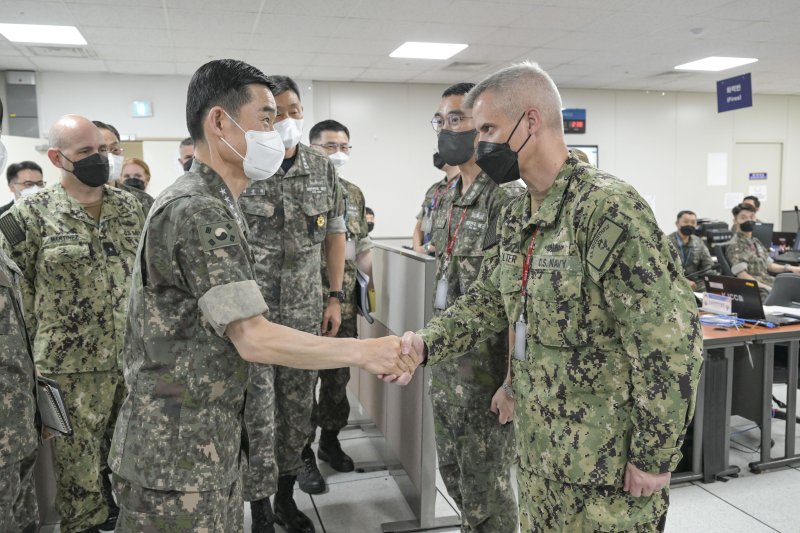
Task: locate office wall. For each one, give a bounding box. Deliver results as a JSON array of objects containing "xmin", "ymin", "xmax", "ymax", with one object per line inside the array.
[{"xmin": 3, "ymin": 70, "xmax": 800, "ymax": 235}]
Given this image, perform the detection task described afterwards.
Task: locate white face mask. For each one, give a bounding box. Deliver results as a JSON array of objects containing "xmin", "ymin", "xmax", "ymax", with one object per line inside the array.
[
  {"xmin": 0, "ymin": 140, "xmax": 7, "ymax": 174},
  {"xmin": 274, "ymin": 117, "xmax": 303, "ymax": 149},
  {"xmin": 221, "ymin": 111, "xmax": 284, "ymax": 181},
  {"xmin": 328, "ymin": 151, "xmax": 349, "ymax": 169},
  {"xmin": 19, "ymin": 185, "xmax": 41, "ymax": 198},
  {"xmin": 108, "ymin": 153, "xmax": 124, "ymax": 182}
]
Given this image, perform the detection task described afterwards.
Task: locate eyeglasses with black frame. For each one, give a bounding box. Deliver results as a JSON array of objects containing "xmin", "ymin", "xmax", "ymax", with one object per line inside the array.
[{"xmin": 431, "ymin": 113, "xmax": 473, "ymax": 133}]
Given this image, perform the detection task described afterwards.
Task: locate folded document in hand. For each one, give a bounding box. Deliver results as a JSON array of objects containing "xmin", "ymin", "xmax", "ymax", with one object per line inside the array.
[
  {"xmin": 357, "ymin": 269, "xmax": 374, "ymax": 324},
  {"xmin": 36, "ymin": 376, "xmax": 74, "ymax": 436}
]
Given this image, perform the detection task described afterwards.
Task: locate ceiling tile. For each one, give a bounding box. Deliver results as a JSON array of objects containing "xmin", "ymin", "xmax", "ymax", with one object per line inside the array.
[
  {"xmin": 28, "ymin": 56, "xmax": 107, "ymax": 71},
  {"xmin": 68, "ymin": 4, "xmax": 167, "ymax": 29}
]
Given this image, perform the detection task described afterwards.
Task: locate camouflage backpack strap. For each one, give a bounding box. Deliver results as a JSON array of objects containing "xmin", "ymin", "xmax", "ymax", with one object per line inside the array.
[{"xmin": 0, "ymin": 211, "xmax": 25, "ymax": 246}]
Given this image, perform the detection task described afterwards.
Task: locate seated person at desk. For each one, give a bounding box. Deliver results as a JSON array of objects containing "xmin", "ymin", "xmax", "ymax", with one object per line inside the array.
[
  {"xmin": 741, "ymin": 195, "xmax": 762, "ymax": 221},
  {"xmin": 669, "ymin": 209, "xmax": 718, "ymax": 291},
  {"xmin": 726, "ymin": 203, "xmax": 800, "ymax": 296}
]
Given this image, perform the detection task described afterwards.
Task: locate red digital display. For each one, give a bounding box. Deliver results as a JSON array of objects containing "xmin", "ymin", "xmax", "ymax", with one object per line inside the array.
[{"xmin": 563, "ymin": 119, "xmax": 586, "ymax": 133}]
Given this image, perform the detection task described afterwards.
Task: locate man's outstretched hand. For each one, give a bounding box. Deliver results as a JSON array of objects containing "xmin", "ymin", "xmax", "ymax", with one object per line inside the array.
[
  {"xmin": 360, "ymin": 334, "xmax": 421, "ymax": 385},
  {"xmin": 376, "ymin": 331, "xmax": 425, "ymax": 385}
]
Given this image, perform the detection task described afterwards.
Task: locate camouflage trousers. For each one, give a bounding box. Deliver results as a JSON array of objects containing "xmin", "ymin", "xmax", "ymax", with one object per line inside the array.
[
  {"xmin": 518, "ymin": 466, "xmax": 668, "ymax": 533},
  {"xmin": 48, "ymin": 371, "xmax": 123, "ymax": 533},
  {"xmin": 241, "ymin": 363, "xmax": 278, "ymax": 502},
  {"xmin": 432, "ymin": 398, "xmax": 517, "ymax": 532},
  {"xmin": 273, "ymin": 366, "xmax": 317, "ymax": 477},
  {"xmin": 307, "ymin": 317, "xmax": 356, "ymax": 444},
  {"xmin": 0, "ymin": 450, "xmax": 38, "ymax": 533},
  {"xmin": 112, "ymin": 473, "xmax": 243, "ymax": 532}
]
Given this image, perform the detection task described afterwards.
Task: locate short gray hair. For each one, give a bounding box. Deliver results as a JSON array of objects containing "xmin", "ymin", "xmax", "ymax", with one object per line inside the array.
[{"xmin": 464, "ymin": 61, "xmax": 563, "ymax": 132}]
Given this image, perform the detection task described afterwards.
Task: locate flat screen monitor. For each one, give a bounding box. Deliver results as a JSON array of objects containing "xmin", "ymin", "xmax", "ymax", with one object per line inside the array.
[{"xmin": 751, "ymin": 222, "xmax": 773, "ymax": 250}]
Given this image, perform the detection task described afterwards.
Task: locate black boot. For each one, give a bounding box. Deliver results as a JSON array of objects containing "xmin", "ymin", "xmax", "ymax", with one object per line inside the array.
[
  {"xmin": 297, "ymin": 445, "xmax": 326, "ymax": 494},
  {"xmin": 250, "ymin": 497, "xmax": 275, "ymax": 533},
  {"xmin": 97, "ymin": 470, "xmax": 119, "ymax": 531},
  {"xmin": 274, "ymin": 475, "xmax": 315, "ymax": 533},
  {"xmin": 318, "ymin": 430, "xmax": 355, "ymax": 473}
]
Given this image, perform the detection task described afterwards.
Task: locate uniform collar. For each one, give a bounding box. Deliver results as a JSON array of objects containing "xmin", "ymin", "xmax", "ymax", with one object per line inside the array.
[
  {"xmin": 528, "ymin": 152, "xmax": 581, "ymax": 229},
  {"xmin": 191, "ymin": 159, "xmax": 247, "ymax": 234},
  {"xmin": 452, "ymin": 171, "xmax": 490, "ymax": 207},
  {"xmin": 276, "ymin": 143, "xmax": 312, "ymax": 178},
  {"xmin": 53, "ymin": 183, "xmax": 124, "ymax": 225}
]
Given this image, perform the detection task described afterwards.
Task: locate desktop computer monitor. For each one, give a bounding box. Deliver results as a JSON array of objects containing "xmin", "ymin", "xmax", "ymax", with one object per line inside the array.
[{"xmin": 751, "ymin": 222, "xmax": 773, "ymax": 249}]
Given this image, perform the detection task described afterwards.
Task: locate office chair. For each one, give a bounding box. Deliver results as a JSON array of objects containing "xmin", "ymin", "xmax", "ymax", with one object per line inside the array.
[
  {"xmin": 763, "ymin": 273, "xmax": 800, "ymax": 306},
  {"xmin": 711, "ymin": 244, "xmax": 734, "ymax": 277}
]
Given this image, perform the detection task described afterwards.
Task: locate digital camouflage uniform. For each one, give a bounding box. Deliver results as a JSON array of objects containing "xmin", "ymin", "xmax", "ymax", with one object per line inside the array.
[
  {"xmin": 108, "ymin": 160, "xmax": 267, "ymax": 532},
  {"xmin": 726, "ymin": 231, "xmax": 774, "ymax": 297},
  {"xmin": 310, "ymin": 176, "xmax": 373, "ymax": 440},
  {"xmin": 118, "ymin": 182, "xmax": 155, "ymax": 220},
  {"xmin": 667, "ymin": 232, "xmax": 718, "ymax": 292},
  {"xmin": 428, "ymin": 171, "xmax": 520, "ymax": 532},
  {"xmin": 420, "ymin": 154, "xmax": 703, "ymax": 533},
  {"xmin": 0, "ymin": 247, "xmax": 39, "ymax": 533},
  {"xmin": 417, "ymin": 176, "xmax": 456, "ymax": 245},
  {"xmin": 1, "ymin": 184, "xmax": 143, "ymax": 533},
  {"xmin": 239, "ymin": 143, "xmax": 345, "ymax": 499}
]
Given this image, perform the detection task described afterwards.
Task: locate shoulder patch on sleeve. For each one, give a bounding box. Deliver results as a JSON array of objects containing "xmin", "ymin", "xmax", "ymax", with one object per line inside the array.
[
  {"xmin": 198, "ymin": 220, "xmax": 240, "ymax": 251},
  {"xmin": 587, "ymin": 216, "xmax": 626, "ymax": 273},
  {"xmin": 0, "ymin": 213, "xmax": 25, "ymax": 246}
]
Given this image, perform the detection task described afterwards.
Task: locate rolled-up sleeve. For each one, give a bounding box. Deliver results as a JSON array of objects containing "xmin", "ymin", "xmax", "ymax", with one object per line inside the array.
[{"xmin": 198, "ymin": 280, "xmax": 268, "ymax": 337}]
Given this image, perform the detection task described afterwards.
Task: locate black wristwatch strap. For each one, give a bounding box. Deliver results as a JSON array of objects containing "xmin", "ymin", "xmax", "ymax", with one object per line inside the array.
[{"xmin": 328, "ymin": 290, "xmax": 345, "ymax": 302}]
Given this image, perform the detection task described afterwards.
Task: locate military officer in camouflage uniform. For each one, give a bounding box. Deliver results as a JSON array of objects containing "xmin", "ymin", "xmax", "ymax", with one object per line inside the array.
[
  {"xmin": 668, "ymin": 210, "xmax": 718, "ymax": 292},
  {"xmin": 239, "ymin": 75, "xmax": 346, "ymax": 533},
  {"xmin": 425, "ymin": 82, "xmax": 519, "ymax": 532},
  {"xmin": 399, "ymin": 63, "xmax": 702, "ymax": 532},
  {"xmin": 0, "ymin": 115, "xmax": 144, "ymax": 533},
  {"xmin": 303, "ymin": 119, "xmax": 374, "ymax": 475},
  {"xmin": 726, "ymin": 203, "xmax": 800, "ymax": 297},
  {"xmin": 412, "ymin": 161, "xmax": 460, "ymax": 254},
  {"xmin": 93, "ymin": 121, "xmax": 156, "ymax": 219},
  {"xmin": 0, "ymin": 98, "xmax": 40, "ymax": 533},
  {"xmin": 106, "ymin": 59, "xmax": 416, "ymax": 533}
]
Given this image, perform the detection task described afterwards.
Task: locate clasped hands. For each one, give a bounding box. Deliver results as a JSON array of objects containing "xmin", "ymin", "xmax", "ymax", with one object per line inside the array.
[{"xmin": 363, "ymin": 331, "xmax": 425, "ymax": 386}]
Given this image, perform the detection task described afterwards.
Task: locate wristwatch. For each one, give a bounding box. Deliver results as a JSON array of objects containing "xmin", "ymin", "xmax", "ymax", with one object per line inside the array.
[{"xmin": 328, "ymin": 290, "xmax": 345, "ymax": 302}]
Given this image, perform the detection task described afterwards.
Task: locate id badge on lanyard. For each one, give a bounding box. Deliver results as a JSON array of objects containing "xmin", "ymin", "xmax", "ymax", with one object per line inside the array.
[
  {"xmin": 433, "ymin": 206, "xmax": 468, "ymax": 310},
  {"xmin": 514, "ymin": 228, "xmax": 539, "ymax": 361},
  {"xmin": 345, "ymin": 235, "xmax": 356, "ymax": 261}
]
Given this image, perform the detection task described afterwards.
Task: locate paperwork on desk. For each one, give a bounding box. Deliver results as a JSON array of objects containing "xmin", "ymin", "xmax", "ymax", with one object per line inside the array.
[{"xmin": 763, "ymin": 305, "xmax": 800, "ymax": 320}]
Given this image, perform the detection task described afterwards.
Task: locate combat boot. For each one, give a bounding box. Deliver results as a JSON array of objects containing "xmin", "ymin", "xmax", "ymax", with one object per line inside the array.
[
  {"xmin": 297, "ymin": 445, "xmax": 326, "ymax": 494},
  {"xmin": 274, "ymin": 475, "xmax": 315, "ymax": 533},
  {"xmin": 317, "ymin": 429, "xmax": 355, "ymax": 472},
  {"xmin": 250, "ymin": 497, "xmax": 275, "ymax": 533}
]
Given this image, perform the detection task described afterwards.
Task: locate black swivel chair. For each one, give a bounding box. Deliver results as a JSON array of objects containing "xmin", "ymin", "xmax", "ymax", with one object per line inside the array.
[
  {"xmin": 763, "ymin": 273, "xmax": 800, "ymax": 306},
  {"xmin": 711, "ymin": 244, "xmax": 734, "ymax": 277}
]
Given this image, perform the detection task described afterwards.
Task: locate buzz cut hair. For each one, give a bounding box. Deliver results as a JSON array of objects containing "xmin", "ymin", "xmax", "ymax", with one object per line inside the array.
[
  {"xmin": 676, "ymin": 210, "xmax": 696, "ymax": 221},
  {"xmin": 463, "ymin": 61, "xmax": 563, "ymax": 132}
]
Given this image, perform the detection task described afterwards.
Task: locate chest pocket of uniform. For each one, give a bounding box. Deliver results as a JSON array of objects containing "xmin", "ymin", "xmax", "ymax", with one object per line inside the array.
[
  {"xmin": 303, "ymin": 184, "xmax": 332, "ymax": 244},
  {"xmin": 41, "ymin": 242, "xmax": 91, "ymax": 282},
  {"xmin": 499, "ymin": 261, "xmax": 523, "ymax": 324},
  {"xmin": 452, "ymin": 208, "xmax": 488, "ymax": 257},
  {"xmin": 528, "ymin": 268, "xmax": 587, "ymax": 347}
]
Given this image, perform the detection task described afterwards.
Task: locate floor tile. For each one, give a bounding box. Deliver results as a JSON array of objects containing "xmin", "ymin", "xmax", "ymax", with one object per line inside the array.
[
  {"xmin": 666, "ymin": 483, "xmax": 777, "ymax": 533},
  {"xmin": 311, "ymin": 475, "xmax": 416, "ymax": 531}
]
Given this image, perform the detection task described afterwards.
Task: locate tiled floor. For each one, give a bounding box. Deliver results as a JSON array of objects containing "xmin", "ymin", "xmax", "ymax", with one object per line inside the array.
[{"xmin": 247, "ymin": 384, "xmax": 800, "ymax": 533}]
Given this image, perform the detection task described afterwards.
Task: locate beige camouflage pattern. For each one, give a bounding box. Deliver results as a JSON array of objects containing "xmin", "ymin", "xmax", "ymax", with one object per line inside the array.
[
  {"xmin": 0, "ymin": 248, "xmax": 38, "ymax": 533},
  {"xmin": 239, "ymin": 143, "xmax": 345, "ymax": 486},
  {"xmin": 420, "ymin": 154, "xmax": 702, "ymax": 529},
  {"xmin": 667, "ymin": 232, "xmax": 718, "ymax": 292},
  {"xmin": 109, "ymin": 160, "xmax": 268, "ymax": 506},
  {"xmin": 726, "ymin": 231, "xmax": 774, "ymax": 293},
  {"xmin": 428, "ymin": 171, "xmax": 520, "ymax": 531},
  {"xmin": 0, "ymin": 184, "xmax": 144, "ymax": 374}
]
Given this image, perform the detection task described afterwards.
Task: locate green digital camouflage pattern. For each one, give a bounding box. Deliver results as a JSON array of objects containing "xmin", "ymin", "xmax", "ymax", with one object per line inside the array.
[
  {"xmin": 518, "ymin": 466, "xmax": 667, "ymax": 532},
  {"xmin": 420, "ymin": 154, "xmax": 702, "ymax": 498},
  {"xmin": 47, "ymin": 371, "xmax": 122, "ymax": 533},
  {"xmin": 0, "ymin": 450, "xmax": 38, "ymax": 533},
  {"xmin": 726, "ymin": 231, "xmax": 774, "ymax": 293},
  {"xmin": 109, "ymin": 161, "xmax": 268, "ymax": 505},
  {"xmin": 113, "ymin": 473, "xmax": 243, "ymax": 533},
  {"xmin": 312, "ymin": 177, "xmax": 372, "ymax": 437},
  {"xmin": 667, "ymin": 232, "xmax": 718, "ymax": 292},
  {"xmin": 239, "ymin": 143, "xmax": 345, "ymax": 484},
  {"xmin": 118, "ymin": 182, "xmax": 155, "ymax": 220},
  {"xmin": 0, "ymin": 184, "xmax": 144, "ymax": 374},
  {"xmin": 427, "ymin": 171, "xmax": 520, "ymax": 530},
  {"xmin": 0, "ymin": 247, "xmax": 38, "ymax": 470},
  {"xmin": 416, "ymin": 176, "xmax": 450, "ymax": 221}
]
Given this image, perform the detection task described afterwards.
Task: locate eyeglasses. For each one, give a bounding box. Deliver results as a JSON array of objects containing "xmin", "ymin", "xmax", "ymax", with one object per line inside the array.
[
  {"xmin": 12, "ymin": 180, "xmax": 45, "ymax": 188},
  {"xmin": 312, "ymin": 143, "xmax": 352, "ymax": 154},
  {"xmin": 431, "ymin": 113, "xmax": 472, "ymax": 133}
]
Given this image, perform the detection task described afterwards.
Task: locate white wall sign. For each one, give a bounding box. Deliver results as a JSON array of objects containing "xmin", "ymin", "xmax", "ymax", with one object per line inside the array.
[
  {"xmin": 724, "ymin": 192, "xmax": 744, "ymax": 209},
  {"xmin": 748, "ymin": 185, "xmax": 767, "ymax": 202},
  {"xmin": 707, "ymin": 152, "xmax": 728, "ymax": 186}
]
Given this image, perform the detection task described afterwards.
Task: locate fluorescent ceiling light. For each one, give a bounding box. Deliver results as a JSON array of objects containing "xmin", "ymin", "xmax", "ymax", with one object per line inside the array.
[
  {"xmin": 0, "ymin": 23, "xmax": 87, "ymax": 46},
  {"xmin": 390, "ymin": 41, "xmax": 468, "ymax": 60},
  {"xmin": 674, "ymin": 56, "xmax": 758, "ymax": 72}
]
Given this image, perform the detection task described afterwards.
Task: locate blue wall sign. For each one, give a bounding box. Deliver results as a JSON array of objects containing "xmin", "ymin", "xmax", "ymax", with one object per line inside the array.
[{"xmin": 717, "ymin": 73, "xmax": 752, "ymax": 113}]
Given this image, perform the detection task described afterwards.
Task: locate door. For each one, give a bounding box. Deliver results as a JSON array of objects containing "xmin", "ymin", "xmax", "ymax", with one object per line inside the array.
[{"xmin": 732, "ymin": 143, "xmax": 782, "ymax": 225}]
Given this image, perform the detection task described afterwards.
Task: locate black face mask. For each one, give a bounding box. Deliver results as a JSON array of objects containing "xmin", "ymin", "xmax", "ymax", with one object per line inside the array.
[
  {"xmin": 60, "ymin": 152, "xmax": 109, "ymax": 188},
  {"xmin": 123, "ymin": 177, "xmax": 146, "ymax": 191},
  {"xmin": 367, "ymin": 222, "xmax": 374, "ymax": 233},
  {"xmin": 437, "ymin": 129, "xmax": 477, "ymax": 166},
  {"xmin": 432, "ymin": 152, "xmax": 445, "ymax": 170},
  {"xmin": 679, "ymin": 225, "xmax": 695, "ymax": 236},
  {"xmin": 474, "ymin": 112, "xmax": 532, "ymax": 185},
  {"xmin": 739, "ymin": 220, "xmax": 755, "ymax": 233},
  {"xmin": 183, "ymin": 157, "xmax": 194, "ymax": 172}
]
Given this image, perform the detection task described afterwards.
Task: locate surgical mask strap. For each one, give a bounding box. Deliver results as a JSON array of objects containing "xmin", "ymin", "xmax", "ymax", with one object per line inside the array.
[
  {"xmin": 220, "ymin": 110, "xmax": 248, "ymax": 160},
  {"xmin": 508, "ymin": 112, "xmax": 532, "ymax": 154}
]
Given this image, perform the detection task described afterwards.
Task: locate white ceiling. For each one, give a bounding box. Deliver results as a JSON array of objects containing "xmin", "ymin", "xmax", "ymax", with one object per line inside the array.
[{"xmin": 0, "ymin": 0, "xmax": 799, "ymax": 94}]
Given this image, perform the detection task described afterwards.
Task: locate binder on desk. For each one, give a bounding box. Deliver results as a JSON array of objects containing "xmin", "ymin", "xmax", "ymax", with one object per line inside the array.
[
  {"xmin": 36, "ymin": 376, "xmax": 73, "ymax": 437},
  {"xmin": 356, "ymin": 269, "xmax": 374, "ymax": 324}
]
